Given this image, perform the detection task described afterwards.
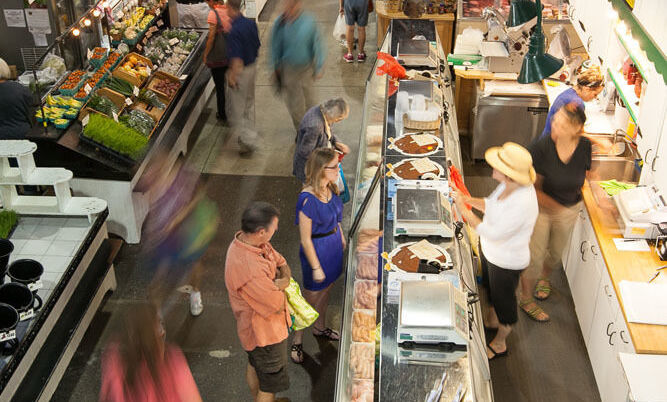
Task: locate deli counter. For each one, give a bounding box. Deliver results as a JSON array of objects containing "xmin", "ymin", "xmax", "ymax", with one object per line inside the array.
[{"xmin": 334, "ymin": 20, "xmax": 494, "ymax": 402}]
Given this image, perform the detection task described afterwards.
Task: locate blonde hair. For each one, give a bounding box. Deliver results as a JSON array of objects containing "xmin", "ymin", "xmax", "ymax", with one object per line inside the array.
[
  {"xmin": 304, "ymin": 148, "xmax": 339, "ymax": 198},
  {"xmin": 576, "ymin": 64, "xmax": 604, "ymax": 88},
  {"xmin": 0, "ymin": 59, "xmax": 10, "ymax": 80}
]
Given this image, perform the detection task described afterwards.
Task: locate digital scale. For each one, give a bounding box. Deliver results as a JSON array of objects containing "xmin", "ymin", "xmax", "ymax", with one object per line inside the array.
[
  {"xmin": 614, "ymin": 185, "xmax": 667, "ymax": 239},
  {"xmin": 393, "ymin": 181, "xmax": 453, "ymax": 238},
  {"xmin": 396, "ymin": 38, "xmax": 438, "ymax": 69},
  {"xmin": 397, "ymin": 281, "xmax": 468, "ymax": 364}
]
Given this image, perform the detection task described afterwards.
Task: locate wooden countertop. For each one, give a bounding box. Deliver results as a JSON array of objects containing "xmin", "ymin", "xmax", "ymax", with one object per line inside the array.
[
  {"xmin": 582, "ymin": 184, "xmax": 667, "ymax": 354},
  {"xmin": 453, "ymin": 68, "xmax": 517, "ymax": 80},
  {"xmin": 376, "ymin": 7, "xmax": 454, "ymax": 21}
]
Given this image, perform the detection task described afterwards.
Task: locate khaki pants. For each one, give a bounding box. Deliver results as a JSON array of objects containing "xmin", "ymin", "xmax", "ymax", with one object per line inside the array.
[
  {"xmin": 226, "ymin": 63, "xmax": 258, "ymax": 149},
  {"xmin": 526, "ymin": 202, "xmax": 581, "ymax": 282},
  {"xmin": 280, "ymin": 64, "xmax": 315, "ymax": 131}
]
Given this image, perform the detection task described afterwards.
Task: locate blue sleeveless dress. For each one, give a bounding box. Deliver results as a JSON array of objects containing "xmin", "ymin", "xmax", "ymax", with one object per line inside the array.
[{"xmin": 295, "ymin": 191, "xmax": 344, "ymax": 291}]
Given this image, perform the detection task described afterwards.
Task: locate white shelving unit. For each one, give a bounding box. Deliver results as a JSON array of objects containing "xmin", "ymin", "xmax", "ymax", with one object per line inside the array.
[{"xmin": 0, "ymin": 140, "xmax": 107, "ymax": 221}]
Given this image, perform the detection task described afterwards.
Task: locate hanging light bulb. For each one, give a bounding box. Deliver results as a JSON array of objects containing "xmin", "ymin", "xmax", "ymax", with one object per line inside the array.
[
  {"xmin": 101, "ymin": 1, "xmax": 108, "ymax": 7},
  {"xmin": 72, "ymin": 27, "xmax": 81, "ymax": 36},
  {"xmin": 92, "ymin": 8, "xmax": 101, "ymax": 18},
  {"xmin": 83, "ymin": 18, "xmax": 92, "ymax": 27}
]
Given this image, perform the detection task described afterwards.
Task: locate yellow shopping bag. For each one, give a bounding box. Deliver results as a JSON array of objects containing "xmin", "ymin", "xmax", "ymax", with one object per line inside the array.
[{"xmin": 285, "ymin": 278, "xmax": 319, "ymax": 331}]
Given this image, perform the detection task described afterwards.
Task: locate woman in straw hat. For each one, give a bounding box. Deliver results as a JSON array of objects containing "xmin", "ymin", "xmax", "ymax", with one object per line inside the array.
[{"xmin": 453, "ymin": 142, "xmax": 539, "ymax": 360}]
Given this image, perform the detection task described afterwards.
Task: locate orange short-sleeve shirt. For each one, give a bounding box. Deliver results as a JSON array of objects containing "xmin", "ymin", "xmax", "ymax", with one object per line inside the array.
[
  {"xmin": 224, "ymin": 232, "xmax": 291, "ymax": 351},
  {"xmin": 207, "ymin": 5, "xmax": 231, "ymax": 32}
]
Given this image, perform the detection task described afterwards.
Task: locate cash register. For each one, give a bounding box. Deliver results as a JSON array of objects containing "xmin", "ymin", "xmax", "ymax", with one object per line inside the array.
[{"xmin": 614, "ymin": 185, "xmax": 667, "ymax": 239}]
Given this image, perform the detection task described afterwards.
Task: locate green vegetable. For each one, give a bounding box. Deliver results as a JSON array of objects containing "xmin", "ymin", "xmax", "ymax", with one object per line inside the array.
[
  {"xmin": 104, "ymin": 77, "xmax": 134, "ymax": 97},
  {"xmin": 83, "ymin": 113, "xmax": 148, "ymax": 159},
  {"xmin": 88, "ymin": 94, "xmax": 120, "ymax": 116},
  {"xmin": 0, "ymin": 210, "xmax": 18, "ymax": 239},
  {"xmin": 120, "ymin": 109, "xmax": 155, "ymax": 136},
  {"xmin": 138, "ymin": 89, "xmax": 165, "ymax": 109},
  {"xmin": 598, "ymin": 179, "xmax": 636, "ymax": 196}
]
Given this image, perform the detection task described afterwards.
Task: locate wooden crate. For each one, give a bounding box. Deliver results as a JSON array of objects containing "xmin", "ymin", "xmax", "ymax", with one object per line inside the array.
[
  {"xmin": 78, "ymin": 87, "xmax": 127, "ymax": 121},
  {"xmin": 112, "ymin": 52, "xmax": 153, "ymax": 87},
  {"xmin": 134, "ymin": 100, "xmax": 165, "ymax": 123},
  {"xmin": 122, "ymin": 106, "xmax": 159, "ymax": 140},
  {"xmin": 145, "ymin": 71, "xmax": 181, "ymax": 103}
]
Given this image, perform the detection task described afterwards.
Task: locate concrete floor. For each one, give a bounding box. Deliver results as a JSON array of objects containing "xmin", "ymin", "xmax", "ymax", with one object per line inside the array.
[{"xmin": 53, "ymin": 1, "xmax": 600, "ymax": 401}]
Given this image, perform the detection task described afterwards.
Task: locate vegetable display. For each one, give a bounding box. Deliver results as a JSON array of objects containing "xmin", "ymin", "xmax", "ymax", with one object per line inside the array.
[
  {"xmin": 59, "ymin": 70, "xmax": 86, "ymax": 92},
  {"xmin": 138, "ymin": 89, "xmax": 165, "ymax": 109},
  {"xmin": 149, "ymin": 77, "xmax": 179, "ymax": 98},
  {"xmin": 118, "ymin": 54, "xmax": 151, "ymax": 80},
  {"xmin": 119, "ymin": 109, "xmax": 155, "ymax": 137},
  {"xmin": 91, "ymin": 47, "xmax": 107, "ymax": 60},
  {"xmin": 142, "ymin": 29, "xmax": 200, "ymax": 75},
  {"xmin": 105, "ymin": 77, "xmax": 134, "ymax": 97},
  {"xmin": 0, "ymin": 210, "xmax": 18, "ymax": 239},
  {"xmin": 82, "ymin": 113, "xmax": 148, "ymax": 159}
]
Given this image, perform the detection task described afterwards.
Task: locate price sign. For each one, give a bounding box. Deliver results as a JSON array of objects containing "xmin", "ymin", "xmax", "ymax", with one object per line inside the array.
[
  {"xmin": 168, "ymin": 38, "xmax": 179, "ymax": 46},
  {"xmin": 146, "ymin": 31, "xmax": 152, "ymax": 39},
  {"xmin": 150, "ymin": 26, "xmax": 158, "ymax": 33},
  {"xmin": 157, "ymin": 19, "xmax": 164, "ymax": 27},
  {"xmin": 0, "ymin": 330, "xmax": 16, "ymax": 342},
  {"xmin": 19, "ymin": 309, "xmax": 34, "ymax": 321},
  {"xmin": 152, "ymin": 64, "xmax": 157, "ymax": 71},
  {"xmin": 125, "ymin": 97, "xmax": 133, "ymax": 106},
  {"xmin": 112, "ymin": 111, "xmax": 119, "ymax": 122},
  {"xmin": 84, "ymin": 83, "xmax": 92, "ymax": 94},
  {"xmin": 87, "ymin": 48, "xmax": 93, "ymax": 60},
  {"xmin": 142, "ymin": 37, "xmax": 148, "ymax": 45},
  {"xmin": 82, "ymin": 114, "xmax": 90, "ymax": 127},
  {"xmin": 133, "ymin": 86, "xmax": 140, "ymax": 97},
  {"xmin": 179, "ymin": 74, "xmax": 188, "ymax": 81},
  {"xmin": 27, "ymin": 280, "xmax": 43, "ymax": 291},
  {"xmin": 136, "ymin": 43, "xmax": 143, "ymax": 52}
]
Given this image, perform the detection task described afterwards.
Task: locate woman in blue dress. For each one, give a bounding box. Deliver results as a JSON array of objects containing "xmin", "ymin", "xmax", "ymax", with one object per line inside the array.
[{"xmin": 291, "ymin": 147, "xmax": 345, "ymax": 363}]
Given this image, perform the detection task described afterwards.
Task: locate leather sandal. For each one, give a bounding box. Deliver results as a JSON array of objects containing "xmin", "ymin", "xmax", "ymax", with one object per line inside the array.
[
  {"xmin": 520, "ymin": 299, "xmax": 550, "ymax": 322},
  {"xmin": 534, "ymin": 278, "xmax": 552, "ymax": 300},
  {"xmin": 312, "ymin": 327, "xmax": 340, "ymax": 341},
  {"xmin": 290, "ymin": 343, "xmax": 304, "ymax": 364}
]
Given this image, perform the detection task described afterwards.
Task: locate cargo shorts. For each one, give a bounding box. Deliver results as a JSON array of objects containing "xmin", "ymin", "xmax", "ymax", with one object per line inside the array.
[{"xmin": 247, "ymin": 339, "xmax": 290, "ymax": 393}]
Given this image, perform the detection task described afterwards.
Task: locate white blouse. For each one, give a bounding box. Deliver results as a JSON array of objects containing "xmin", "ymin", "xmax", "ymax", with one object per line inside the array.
[{"xmin": 476, "ymin": 182, "xmax": 539, "ymax": 270}]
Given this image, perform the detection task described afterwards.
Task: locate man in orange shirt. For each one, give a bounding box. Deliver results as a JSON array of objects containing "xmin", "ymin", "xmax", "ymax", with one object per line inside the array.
[{"xmin": 225, "ymin": 202, "xmax": 292, "ymax": 402}]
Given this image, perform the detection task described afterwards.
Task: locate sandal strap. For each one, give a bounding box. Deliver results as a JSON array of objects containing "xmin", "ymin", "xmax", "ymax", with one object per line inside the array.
[
  {"xmin": 314, "ymin": 327, "xmax": 340, "ymax": 340},
  {"xmin": 291, "ymin": 343, "xmax": 303, "ymax": 352}
]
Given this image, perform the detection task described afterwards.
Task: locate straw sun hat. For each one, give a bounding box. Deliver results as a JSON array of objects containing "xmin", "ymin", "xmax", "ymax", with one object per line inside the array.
[{"xmin": 484, "ymin": 142, "xmax": 536, "ymax": 186}]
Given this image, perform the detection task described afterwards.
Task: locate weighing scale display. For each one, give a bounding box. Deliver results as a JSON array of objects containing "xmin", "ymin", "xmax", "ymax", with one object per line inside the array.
[
  {"xmin": 396, "ymin": 188, "xmax": 440, "ymax": 222},
  {"xmin": 398, "ymin": 39, "xmax": 429, "ymax": 56}
]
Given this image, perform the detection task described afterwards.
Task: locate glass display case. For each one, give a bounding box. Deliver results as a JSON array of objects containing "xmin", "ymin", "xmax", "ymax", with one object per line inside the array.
[
  {"xmin": 335, "ymin": 20, "xmax": 493, "ymax": 402},
  {"xmin": 457, "ymin": 0, "xmax": 569, "ymax": 20}
]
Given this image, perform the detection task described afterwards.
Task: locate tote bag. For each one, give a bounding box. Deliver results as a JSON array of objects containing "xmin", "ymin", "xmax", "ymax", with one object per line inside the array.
[
  {"xmin": 284, "ymin": 278, "xmax": 319, "ymax": 331},
  {"xmin": 206, "ymin": 9, "xmax": 227, "ymax": 68}
]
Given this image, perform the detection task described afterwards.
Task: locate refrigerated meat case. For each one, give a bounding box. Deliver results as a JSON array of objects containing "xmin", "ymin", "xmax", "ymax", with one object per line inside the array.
[
  {"xmin": 334, "ymin": 20, "xmax": 494, "ymax": 402},
  {"xmin": 25, "ymin": 1, "xmax": 214, "ymax": 244}
]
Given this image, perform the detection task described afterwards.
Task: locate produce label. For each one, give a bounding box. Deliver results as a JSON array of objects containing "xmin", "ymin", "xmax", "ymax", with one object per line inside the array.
[
  {"xmin": 84, "ymin": 83, "xmax": 92, "ymax": 94},
  {"xmin": 0, "ymin": 330, "xmax": 16, "ymax": 342},
  {"xmin": 150, "ymin": 26, "xmax": 158, "ymax": 33},
  {"xmin": 142, "ymin": 37, "xmax": 148, "ymax": 45},
  {"xmin": 125, "ymin": 97, "xmax": 133, "ymax": 106},
  {"xmin": 180, "ymin": 74, "xmax": 187, "ymax": 81},
  {"xmin": 136, "ymin": 44, "xmax": 143, "ymax": 51},
  {"xmin": 82, "ymin": 114, "xmax": 90, "ymax": 127},
  {"xmin": 133, "ymin": 86, "xmax": 140, "ymax": 97},
  {"xmin": 146, "ymin": 31, "xmax": 152, "ymax": 39},
  {"xmin": 157, "ymin": 19, "xmax": 163, "ymax": 27},
  {"xmin": 27, "ymin": 280, "xmax": 43, "ymax": 291},
  {"xmin": 168, "ymin": 38, "xmax": 179, "ymax": 46},
  {"xmin": 20, "ymin": 309, "xmax": 34, "ymax": 321},
  {"xmin": 87, "ymin": 48, "xmax": 93, "ymax": 60},
  {"xmin": 112, "ymin": 111, "xmax": 119, "ymax": 122}
]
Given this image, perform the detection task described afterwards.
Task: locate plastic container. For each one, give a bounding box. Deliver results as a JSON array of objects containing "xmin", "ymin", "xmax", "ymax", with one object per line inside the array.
[
  {"xmin": 349, "ymin": 342, "xmax": 375, "ymax": 380},
  {"xmin": 0, "ymin": 282, "xmax": 35, "ymax": 321},
  {"xmin": 353, "ymin": 280, "xmax": 378, "ymax": 310},
  {"xmin": 0, "ymin": 240, "xmax": 14, "ymax": 285},
  {"xmin": 351, "ymin": 309, "xmax": 376, "ymax": 343},
  {"xmin": 8, "ymin": 259, "xmax": 44, "ymax": 311}
]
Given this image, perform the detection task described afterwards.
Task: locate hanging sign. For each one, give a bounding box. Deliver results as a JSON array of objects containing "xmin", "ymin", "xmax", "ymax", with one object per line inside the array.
[
  {"xmin": 4, "ymin": 9, "xmax": 26, "ymax": 27},
  {"xmin": 24, "ymin": 8, "xmax": 51, "ymax": 34}
]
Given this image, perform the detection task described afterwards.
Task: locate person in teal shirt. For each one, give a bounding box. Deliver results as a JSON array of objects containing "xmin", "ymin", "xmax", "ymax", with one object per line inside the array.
[{"xmin": 270, "ymin": 0, "xmax": 326, "ymax": 131}]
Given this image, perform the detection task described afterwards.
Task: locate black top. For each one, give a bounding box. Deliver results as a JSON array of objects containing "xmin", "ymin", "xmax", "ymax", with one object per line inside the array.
[
  {"xmin": 0, "ymin": 81, "xmax": 33, "ymax": 139},
  {"xmin": 530, "ymin": 135, "xmax": 592, "ymax": 206}
]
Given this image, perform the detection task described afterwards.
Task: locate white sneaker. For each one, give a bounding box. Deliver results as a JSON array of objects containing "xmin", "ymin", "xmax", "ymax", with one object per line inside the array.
[{"xmin": 190, "ymin": 291, "xmax": 203, "ymax": 316}]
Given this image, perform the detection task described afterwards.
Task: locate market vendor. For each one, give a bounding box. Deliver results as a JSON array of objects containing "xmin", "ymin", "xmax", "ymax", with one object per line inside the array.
[
  {"xmin": 540, "ymin": 65, "xmax": 605, "ymax": 140},
  {"xmin": 0, "ymin": 58, "xmax": 33, "ymax": 140}
]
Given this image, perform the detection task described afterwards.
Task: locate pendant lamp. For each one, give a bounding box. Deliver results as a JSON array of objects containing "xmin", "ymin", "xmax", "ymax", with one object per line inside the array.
[
  {"xmin": 517, "ymin": 0, "xmax": 564, "ymax": 84},
  {"xmin": 507, "ymin": 0, "xmax": 538, "ymax": 27}
]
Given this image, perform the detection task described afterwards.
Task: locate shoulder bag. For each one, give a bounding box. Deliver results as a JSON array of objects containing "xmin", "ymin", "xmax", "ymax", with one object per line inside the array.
[{"xmin": 206, "ymin": 8, "xmax": 227, "ymax": 68}]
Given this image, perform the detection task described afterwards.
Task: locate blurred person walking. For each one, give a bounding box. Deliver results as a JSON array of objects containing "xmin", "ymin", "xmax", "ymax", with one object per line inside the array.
[
  {"xmin": 293, "ymin": 98, "xmax": 350, "ymax": 183},
  {"xmin": 203, "ymin": 0, "xmax": 231, "ymax": 122},
  {"xmin": 141, "ymin": 155, "xmax": 220, "ymax": 317},
  {"xmin": 339, "ymin": 0, "xmax": 370, "ymax": 62},
  {"xmin": 290, "ymin": 148, "xmax": 345, "ymax": 364},
  {"xmin": 225, "ymin": 0, "xmax": 261, "ymax": 155},
  {"xmin": 270, "ymin": 0, "xmax": 326, "ymax": 131},
  {"xmin": 100, "ymin": 303, "xmax": 202, "ymax": 402},
  {"xmin": 225, "ymin": 202, "xmax": 292, "ymax": 402}
]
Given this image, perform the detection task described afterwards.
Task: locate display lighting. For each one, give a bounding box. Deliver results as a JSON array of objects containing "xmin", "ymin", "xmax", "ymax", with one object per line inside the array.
[
  {"xmin": 517, "ymin": 0, "xmax": 564, "ymax": 83},
  {"xmin": 71, "ymin": 27, "xmax": 81, "ymax": 36},
  {"xmin": 83, "ymin": 18, "xmax": 92, "ymax": 27},
  {"xmin": 92, "ymin": 8, "xmax": 101, "ymax": 18}
]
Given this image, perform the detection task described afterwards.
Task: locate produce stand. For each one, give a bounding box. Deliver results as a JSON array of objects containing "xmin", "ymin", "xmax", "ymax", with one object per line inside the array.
[
  {"xmin": 26, "ymin": 24, "xmax": 213, "ymax": 244},
  {"xmin": 0, "ymin": 211, "xmax": 120, "ymax": 402},
  {"xmin": 334, "ymin": 20, "xmax": 493, "ymax": 402}
]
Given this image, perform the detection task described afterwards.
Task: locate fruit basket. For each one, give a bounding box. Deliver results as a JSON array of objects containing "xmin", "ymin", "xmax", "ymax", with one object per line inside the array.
[
  {"xmin": 145, "ymin": 70, "xmax": 180, "ymax": 102},
  {"xmin": 113, "ymin": 52, "xmax": 153, "ymax": 87}
]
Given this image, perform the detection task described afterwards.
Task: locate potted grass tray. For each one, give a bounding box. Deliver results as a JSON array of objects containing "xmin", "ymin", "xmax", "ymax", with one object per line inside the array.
[
  {"xmin": 78, "ymin": 87, "xmax": 127, "ymax": 122},
  {"xmin": 0, "ymin": 210, "xmax": 18, "ymax": 239},
  {"xmin": 80, "ymin": 113, "xmax": 149, "ymax": 164}
]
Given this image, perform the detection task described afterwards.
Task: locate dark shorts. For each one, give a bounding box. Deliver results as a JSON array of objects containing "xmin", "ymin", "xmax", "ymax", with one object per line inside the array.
[
  {"xmin": 247, "ymin": 340, "xmax": 290, "ymax": 394},
  {"xmin": 480, "ymin": 249, "xmax": 523, "ymax": 326},
  {"xmin": 344, "ymin": 0, "xmax": 369, "ymax": 26}
]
